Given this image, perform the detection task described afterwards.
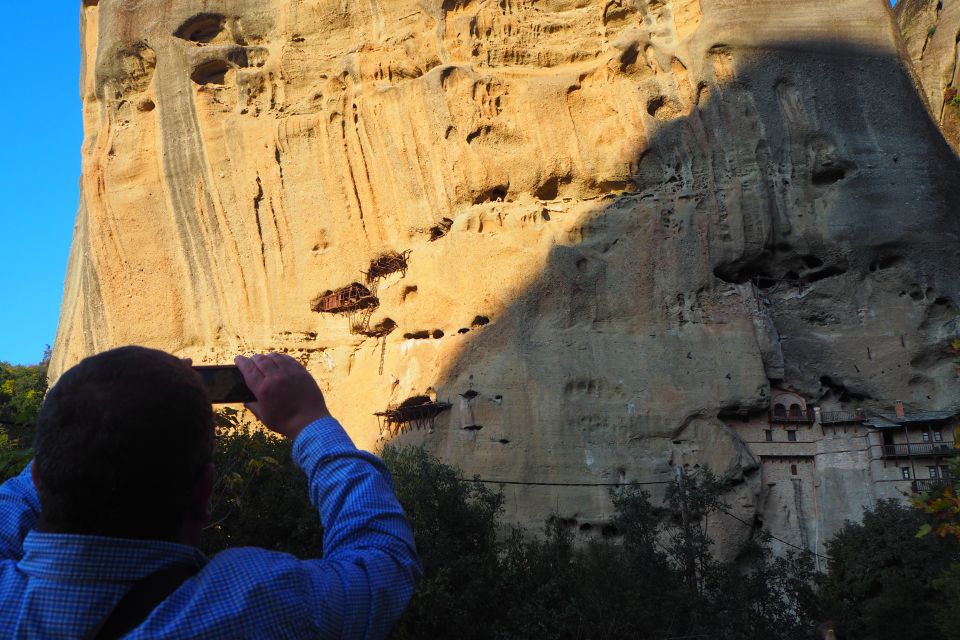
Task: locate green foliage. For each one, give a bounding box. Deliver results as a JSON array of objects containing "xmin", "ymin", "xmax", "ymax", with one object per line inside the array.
[
  {"xmin": 201, "ymin": 409, "xmax": 323, "ymax": 558},
  {"xmin": 0, "ymin": 349, "xmax": 47, "ymax": 484},
  {"xmin": 384, "ymin": 459, "xmax": 818, "ymax": 640},
  {"xmin": 929, "ymin": 24, "xmax": 938, "ymax": 38},
  {"xmin": 380, "ymin": 445, "xmax": 503, "ymax": 640},
  {"xmin": 0, "ymin": 428, "xmax": 32, "ymax": 483},
  {"xmin": 0, "ymin": 348, "xmax": 50, "ymax": 427},
  {"xmin": 819, "ymin": 499, "xmax": 960, "ymax": 640},
  {"xmin": 934, "ymin": 563, "xmax": 960, "ymax": 640}
]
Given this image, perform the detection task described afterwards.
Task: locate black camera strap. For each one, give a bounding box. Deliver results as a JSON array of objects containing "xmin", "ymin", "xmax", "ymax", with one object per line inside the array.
[{"xmin": 86, "ymin": 564, "xmax": 199, "ymax": 640}]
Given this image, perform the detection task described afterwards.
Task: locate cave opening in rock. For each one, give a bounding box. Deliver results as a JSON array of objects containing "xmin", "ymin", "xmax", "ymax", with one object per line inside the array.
[
  {"xmin": 191, "ymin": 60, "xmax": 231, "ymax": 86},
  {"xmin": 175, "ymin": 13, "xmax": 228, "ymax": 44},
  {"xmin": 812, "ymin": 165, "xmax": 846, "ymax": 186}
]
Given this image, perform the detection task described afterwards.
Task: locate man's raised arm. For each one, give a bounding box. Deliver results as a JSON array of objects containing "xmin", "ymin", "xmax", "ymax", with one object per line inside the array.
[
  {"xmin": 236, "ymin": 354, "xmax": 422, "ymax": 639},
  {"xmin": 0, "ymin": 463, "xmax": 40, "ymax": 561}
]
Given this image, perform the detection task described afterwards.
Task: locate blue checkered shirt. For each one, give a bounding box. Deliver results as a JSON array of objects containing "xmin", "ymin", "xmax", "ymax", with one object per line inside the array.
[{"xmin": 0, "ymin": 417, "xmax": 422, "ymax": 639}]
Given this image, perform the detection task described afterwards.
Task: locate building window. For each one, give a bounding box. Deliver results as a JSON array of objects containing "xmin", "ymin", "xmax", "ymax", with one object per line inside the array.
[
  {"xmin": 902, "ymin": 467, "xmax": 911, "ymax": 480},
  {"xmin": 929, "ymin": 466, "xmax": 939, "ymax": 479},
  {"xmin": 934, "ymin": 431, "xmax": 943, "ymax": 442},
  {"xmin": 773, "ymin": 403, "xmax": 786, "ymax": 418},
  {"xmin": 764, "ymin": 430, "xmax": 773, "ymax": 442},
  {"xmin": 922, "ymin": 432, "xmax": 930, "ymax": 443},
  {"xmin": 790, "ymin": 464, "xmax": 798, "ymax": 476},
  {"xmin": 788, "ymin": 430, "xmax": 798, "ymax": 442},
  {"xmin": 941, "ymin": 466, "xmax": 952, "ymax": 479},
  {"xmin": 789, "ymin": 404, "xmax": 803, "ymax": 419}
]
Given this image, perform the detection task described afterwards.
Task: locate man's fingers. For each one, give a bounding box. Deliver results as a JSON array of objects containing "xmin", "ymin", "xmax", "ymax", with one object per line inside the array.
[
  {"xmin": 235, "ymin": 355, "xmax": 266, "ymax": 388},
  {"xmin": 275, "ymin": 353, "xmax": 305, "ymax": 375},
  {"xmin": 251, "ymin": 353, "xmax": 282, "ymax": 376},
  {"xmin": 244, "ymin": 401, "xmax": 264, "ymax": 422}
]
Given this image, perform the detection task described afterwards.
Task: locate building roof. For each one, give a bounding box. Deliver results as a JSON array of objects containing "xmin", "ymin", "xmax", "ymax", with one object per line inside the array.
[{"xmin": 865, "ymin": 410, "xmax": 956, "ymax": 429}]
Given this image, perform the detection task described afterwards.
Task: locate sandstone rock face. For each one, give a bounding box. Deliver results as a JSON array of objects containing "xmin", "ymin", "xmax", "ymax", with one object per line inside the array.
[
  {"xmin": 55, "ymin": 0, "xmax": 960, "ymax": 540},
  {"xmin": 896, "ymin": 0, "xmax": 960, "ymax": 154}
]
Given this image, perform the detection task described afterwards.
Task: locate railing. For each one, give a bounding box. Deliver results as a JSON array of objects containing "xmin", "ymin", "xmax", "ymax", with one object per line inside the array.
[
  {"xmin": 881, "ymin": 443, "xmax": 960, "ymax": 458},
  {"xmin": 770, "ymin": 409, "xmax": 816, "ymax": 424},
  {"xmin": 912, "ymin": 479, "xmax": 957, "ymax": 494},
  {"xmin": 820, "ymin": 410, "xmax": 866, "ymax": 425}
]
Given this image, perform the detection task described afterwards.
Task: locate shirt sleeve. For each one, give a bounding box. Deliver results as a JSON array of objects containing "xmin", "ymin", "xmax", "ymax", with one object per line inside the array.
[
  {"xmin": 0, "ymin": 462, "xmax": 40, "ymax": 561},
  {"xmin": 291, "ymin": 417, "xmax": 423, "ymax": 640}
]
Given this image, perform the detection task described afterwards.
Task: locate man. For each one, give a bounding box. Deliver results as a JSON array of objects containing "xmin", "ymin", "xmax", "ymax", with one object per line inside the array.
[{"xmin": 0, "ymin": 346, "xmax": 421, "ymax": 638}]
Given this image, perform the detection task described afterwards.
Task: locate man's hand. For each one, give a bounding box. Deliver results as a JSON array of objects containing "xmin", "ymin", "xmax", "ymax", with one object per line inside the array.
[{"xmin": 235, "ymin": 353, "xmax": 331, "ymax": 440}]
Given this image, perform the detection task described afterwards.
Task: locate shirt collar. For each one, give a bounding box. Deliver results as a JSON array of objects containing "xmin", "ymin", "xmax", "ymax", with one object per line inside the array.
[{"xmin": 18, "ymin": 531, "xmax": 208, "ymax": 584}]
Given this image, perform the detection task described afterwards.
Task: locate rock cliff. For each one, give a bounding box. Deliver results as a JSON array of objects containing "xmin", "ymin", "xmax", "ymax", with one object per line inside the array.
[
  {"xmin": 54, "ymin": 0, "xmax": 960, "ymax": 539},
  {"xmin": 895, "ymin": 0, "xmax": 960, "ymax": 154}
]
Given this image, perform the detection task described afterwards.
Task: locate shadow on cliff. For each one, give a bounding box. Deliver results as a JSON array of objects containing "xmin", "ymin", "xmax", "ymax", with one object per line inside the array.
[{"xmin": 391, "ymin": 38, "xmax": 960, "ymax": 532}]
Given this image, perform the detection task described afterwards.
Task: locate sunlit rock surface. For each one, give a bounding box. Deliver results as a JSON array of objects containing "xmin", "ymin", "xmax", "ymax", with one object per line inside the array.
[
  {"xmin": 896, "ymin": 0, "xmax": 960, "ymax": 154},
  {"xmin": 54, "ymin": 0, "xmax": 960, "ymax": 541}
]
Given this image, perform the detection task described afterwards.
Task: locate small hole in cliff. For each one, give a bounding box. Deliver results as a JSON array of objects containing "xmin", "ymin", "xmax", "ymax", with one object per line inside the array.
[
  {"xmin": 401, "ymin": 285, "xmax": 418, "ymax": 302},
  {"xmin": 579, "ymin": 523, "xmax": 593, "ymax": 532},
  {"xmin": 934, "ymin": 296, "xmax": 951, "ymax": 306},
  {"xmin": 646, "ymin": 96, "xmax": 682, "ymax": 120},
  {"xmin": 432, "ymin": 329, "xmax": 445, "ymax": 339},
  {"xmin": 466, "ymin": 126, "xmax": 490, "ymax": 144},
  {"xmin": 601, "ymin": 524, "xmax": 620, "ymax": 538},
  {"xmin": 802, "ymin": 255, "xmax": 824, "ymax": 269},
  {"xmin": 471, "ymin": 315, "xmax": 490, "ymax": 328},
  {"xmin": 535, "ymin": 176, "xmax": 560, "ymax": 200},
  {"xmin": 870, "ymin": 255, "xmax": 903, "ymax": 272},
  {"xmin": 647, "ymin": 96, "xmax": 665, "ymax": 116},
  {"xmin": 175, "ymin": 13, "xmax": 228, "ymax": 43},
  {"xmin": 812, "ymin": 165, "xmax": 846, "ymax": 186},
  {"xmin": 83, "ymin": 0, "xmax": 99, "ymax": 5},
  {"xmin": 806, "ymin": 265, "xmax": 846, "ymax": 283},
  {"xmin": 458, "ymin": 328, "xmax": 470, "ymax": 334},
  {"xmin": 473, "ymin": 185, "xmax": 508, "ymax": 204},
  {"xmin": 138, "ymin": 100, "xmax": 156, "ymax": 112},
  {"xmin": 463, "ymin": 424, "xmax": 484, "ymax": 431},
  {"xmin": 191, "ymin": 60, "xmax": 231, "ymax": 85},
  {"xmin": 429, "ymin": 218, "xmax": 453, "ymax": 241},
  {"xmin": 498, "ymin": 438, "xmax": 510, "ymax": 445},
  {"xmin": 403, "ymin": 330, "xmax": 431, "ymax": 340}
]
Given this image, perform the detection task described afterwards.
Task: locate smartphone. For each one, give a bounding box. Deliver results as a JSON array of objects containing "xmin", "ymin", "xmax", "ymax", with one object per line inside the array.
[{"xmin": 193, "ymin": 365, "xmax": 257, "ymax": 404}]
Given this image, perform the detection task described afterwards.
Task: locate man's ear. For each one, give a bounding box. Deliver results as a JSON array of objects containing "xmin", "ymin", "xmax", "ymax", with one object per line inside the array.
[
  {"xmin": 30, "ymin": 461, "xmax": 41, "ymax": 491},
  {"xmin": 191, "ymin": 462, "xmax": 216, "ymax": 523}
]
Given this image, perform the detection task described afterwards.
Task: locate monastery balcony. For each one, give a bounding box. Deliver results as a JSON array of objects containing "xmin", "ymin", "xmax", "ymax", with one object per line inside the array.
[
  {"xmin": 769, "ymin": 409, "xmax": 815, "ymax": 424},
  {"xmin": 819, "ymin": 410, "xmax": 866, "ymax": 425},
  {"xmin": 880, "ymin": 443, "xmax": 959, "ymax": 459},
  {"xmin": 911, "ymin": 479, "xmax": 957, "ymax": 494}
]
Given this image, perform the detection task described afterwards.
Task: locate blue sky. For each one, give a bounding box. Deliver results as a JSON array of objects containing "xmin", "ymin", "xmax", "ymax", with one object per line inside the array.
[
  {"xmin": 0, "ymin": 8, "xmax": 81, "ymax": 365},
  {"xmin": 0, "ymin": 0, "xmax": 905, "ymax": 366}
]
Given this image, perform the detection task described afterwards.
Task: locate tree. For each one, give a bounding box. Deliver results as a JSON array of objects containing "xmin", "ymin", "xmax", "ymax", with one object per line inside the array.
[
  {"xmin": 820, "ymin": 499, "xmax": 960, "ymax": 640},
  {"xmin": 197, "ymin": 439, "xmax": 822, "ymax": 639},
  {"xmin": 0, "ymin": 348, "xmax": 49, "ymax": 483},
  {"xmin": 380, "ymin": 445, "xmax": 504, "ymax": 640},
  {"xmin": 0, "ymin": 351, "xmax": 49, "ymax": 427}
]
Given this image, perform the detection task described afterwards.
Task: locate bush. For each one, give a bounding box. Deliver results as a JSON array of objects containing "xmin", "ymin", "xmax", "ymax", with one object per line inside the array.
[{"xmin": 201, "ymin": 410, "xmax": 323, "ymax": 558}]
